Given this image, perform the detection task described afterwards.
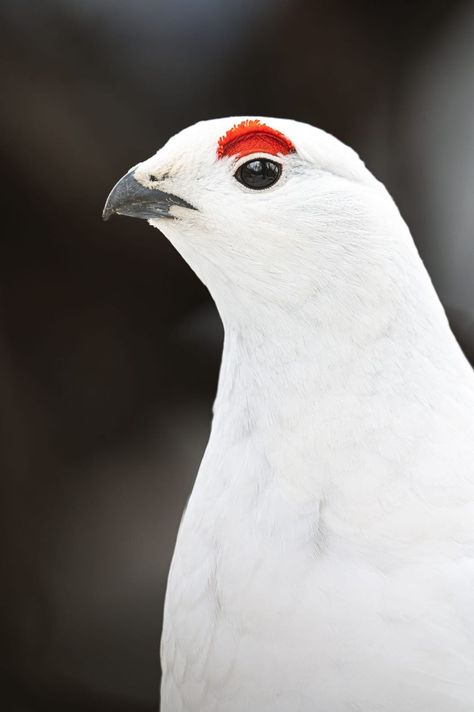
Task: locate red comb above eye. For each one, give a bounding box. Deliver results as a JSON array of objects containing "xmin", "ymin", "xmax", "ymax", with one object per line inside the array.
[{"xmin": 217, "ymin": 119, "xmax": 295, "ymax": 160}]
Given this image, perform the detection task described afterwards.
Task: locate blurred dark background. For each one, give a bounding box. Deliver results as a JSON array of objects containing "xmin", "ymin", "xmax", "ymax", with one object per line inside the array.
[{"xmin": 1, "ymin": 1, "xmax": 473, "ymax": 710}]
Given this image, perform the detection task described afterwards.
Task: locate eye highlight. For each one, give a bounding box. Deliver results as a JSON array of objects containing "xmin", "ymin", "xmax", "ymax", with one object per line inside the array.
[{"xmin": 234, "ymin": 159, "xmax": 282, "ymax": 190}]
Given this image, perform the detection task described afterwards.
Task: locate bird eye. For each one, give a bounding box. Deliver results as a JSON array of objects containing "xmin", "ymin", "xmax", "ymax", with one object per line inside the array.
[{"xmin": 234, "ymin": 159, "xmax": 282, "ymax": 190}]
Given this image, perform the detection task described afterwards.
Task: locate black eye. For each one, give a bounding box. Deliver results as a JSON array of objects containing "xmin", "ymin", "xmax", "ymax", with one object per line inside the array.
[{"xmin": 234, "ymin": 159, "xmax": 282, "ymax": 190}]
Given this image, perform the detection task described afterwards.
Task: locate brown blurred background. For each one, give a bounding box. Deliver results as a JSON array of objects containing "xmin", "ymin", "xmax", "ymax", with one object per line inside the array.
[{"xmin": 0, "ymin": 1, "xmax": 473, "ymax": 710}]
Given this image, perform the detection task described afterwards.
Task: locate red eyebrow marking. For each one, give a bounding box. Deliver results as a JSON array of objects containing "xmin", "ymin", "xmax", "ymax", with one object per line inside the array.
[{"xmin": 217, "ymin": 119, "xmax": 295, "ymax": 160}]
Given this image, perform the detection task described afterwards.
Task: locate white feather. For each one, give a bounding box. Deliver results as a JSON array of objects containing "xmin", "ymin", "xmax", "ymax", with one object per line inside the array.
[{"xmin": 133, "ymin": 117, "xmax": 474, "ymax": 711}]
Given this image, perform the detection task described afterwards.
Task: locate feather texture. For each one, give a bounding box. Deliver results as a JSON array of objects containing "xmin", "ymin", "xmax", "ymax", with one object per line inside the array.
[{"xmin": 122, "ymin": 117, "xmax": 474, "ymax": 711}]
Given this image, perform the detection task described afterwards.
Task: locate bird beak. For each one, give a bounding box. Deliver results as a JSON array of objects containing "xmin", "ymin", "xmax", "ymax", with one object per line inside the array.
[{"xmin": 102, "ymin": 170, "xmax": 196, "ymax": 221}]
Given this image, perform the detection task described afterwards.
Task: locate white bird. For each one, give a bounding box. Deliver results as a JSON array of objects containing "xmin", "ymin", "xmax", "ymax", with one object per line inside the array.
[{"xmin": 103, "ymin": 117, "xmax": 474, "ymax": 712}]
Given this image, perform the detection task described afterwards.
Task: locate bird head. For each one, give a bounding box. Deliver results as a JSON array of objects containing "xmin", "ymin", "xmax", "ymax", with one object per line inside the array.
[{"xmin": 103, "ymin": 117, "xmax": 416, "ymax": 329}]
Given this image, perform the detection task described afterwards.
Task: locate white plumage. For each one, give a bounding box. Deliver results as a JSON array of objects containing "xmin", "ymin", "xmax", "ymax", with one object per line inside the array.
[{"xmin": 105, "ymin": 117, "xmax": 474, "ymax": 711}]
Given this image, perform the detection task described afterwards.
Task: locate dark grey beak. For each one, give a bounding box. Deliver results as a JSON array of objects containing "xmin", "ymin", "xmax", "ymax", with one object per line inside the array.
[{"xmin": 102, "ymin": 170, "xmax": 196, "ymax": 221}]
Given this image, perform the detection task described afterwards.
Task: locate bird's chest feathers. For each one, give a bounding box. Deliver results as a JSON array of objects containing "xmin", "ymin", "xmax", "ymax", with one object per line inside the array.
[
  {"xmin": 178, "ymin": 399, "xmax": 392, "ymax": 622},
  {"xmin": 210, "ymin": 368, "xmax": 412, "ymax": 533},
  {"xmin": 200, "ymin": 351, "xmax": 473, "ymax": 560},
  {"xmin": 172, "ymin": 449, "xmax": 320, "ymax": 645}
]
